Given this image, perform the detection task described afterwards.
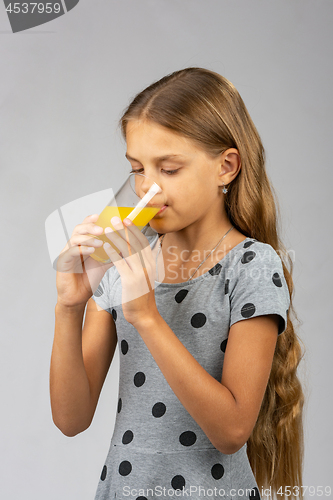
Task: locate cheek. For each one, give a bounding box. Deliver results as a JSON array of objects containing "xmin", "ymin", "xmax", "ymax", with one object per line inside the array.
[
  {"xmin": 185, "ymin": 177, "xmax": 212, "ymax": 200},
  {"xmin": 167, "ymin": 173, "xmax": 212, "ymax": 208},
  {"xmin": 172, "ymin": 186, "xmax": 205, "ymax": 216},
  {"xmin": 166, "ymin": 183, "xmax": 186, "ymax": 204}
]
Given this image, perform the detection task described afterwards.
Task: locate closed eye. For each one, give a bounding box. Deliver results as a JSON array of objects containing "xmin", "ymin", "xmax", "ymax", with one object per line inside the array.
[{"xmin": 129, "ymin": 168, "xmax": 179, "ymax": 175}]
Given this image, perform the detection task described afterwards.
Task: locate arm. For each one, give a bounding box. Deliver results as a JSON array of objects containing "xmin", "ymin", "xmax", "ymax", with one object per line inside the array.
[
  {"xmin": 133, "ymin": 312, "xmax": 279, "ymax": 455},
  {"xmin": 49, "ymin": 298, "xmax": 117, "ymax": 437}
]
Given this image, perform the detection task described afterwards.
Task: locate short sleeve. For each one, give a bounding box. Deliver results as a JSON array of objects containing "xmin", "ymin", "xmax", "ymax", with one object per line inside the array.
[
  {"xmin": 91, "ymin": 264, "xmax": 120, "ymax": 313},
  {"xmin": 228, "ymin": 240, "xmax": 290, "ymax": 336}
]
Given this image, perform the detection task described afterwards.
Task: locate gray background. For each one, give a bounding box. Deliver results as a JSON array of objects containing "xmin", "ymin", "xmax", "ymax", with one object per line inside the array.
[{"xmin": 1, "ymin": 1, "xmax": 332, "ymax": 499}]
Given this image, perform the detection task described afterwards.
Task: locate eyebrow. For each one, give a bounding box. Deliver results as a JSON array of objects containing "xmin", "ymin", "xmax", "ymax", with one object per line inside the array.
[{"xmin": 125, "ymin": 153, "xmax": 187, "ymax": 163}]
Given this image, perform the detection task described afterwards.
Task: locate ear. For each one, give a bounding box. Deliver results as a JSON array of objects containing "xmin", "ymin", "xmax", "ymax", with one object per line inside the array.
[{"xmin": 218, "ymin": 148, "xmax": 241, "ymax": 186}]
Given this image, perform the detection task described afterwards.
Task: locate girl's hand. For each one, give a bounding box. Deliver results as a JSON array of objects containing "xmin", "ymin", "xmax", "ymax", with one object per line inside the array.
[
  {"xmin": 56, "ymin": 214, "xmax": 114, "ymax": 308},
  {"xmin": 103, "ymin": 217, "xmax": 160, "ymax": 326}
]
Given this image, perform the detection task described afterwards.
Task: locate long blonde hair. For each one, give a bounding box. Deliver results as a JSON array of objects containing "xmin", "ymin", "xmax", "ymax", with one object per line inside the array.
[{"xmin": 119, "ymin": 67, "xmax": 306, "ymax": 500}]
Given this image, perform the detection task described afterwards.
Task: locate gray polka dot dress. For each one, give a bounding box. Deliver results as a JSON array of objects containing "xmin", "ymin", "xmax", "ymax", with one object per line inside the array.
[{"xmin": 92, "ymin": 226, "xmax": 290, "ymax": 500}]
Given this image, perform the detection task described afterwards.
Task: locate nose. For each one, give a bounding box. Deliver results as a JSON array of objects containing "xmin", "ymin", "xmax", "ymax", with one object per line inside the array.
[
  {"xmin": 140, "ymin": 174, "xmax": 160, "ymax": 193},
  {"xmin": 134, "ymin": 173, "xmax": 162, "ymax": 200},
  {"xmin": 140, "ymin": 176, "xmax": 153, "ymax": 193}
]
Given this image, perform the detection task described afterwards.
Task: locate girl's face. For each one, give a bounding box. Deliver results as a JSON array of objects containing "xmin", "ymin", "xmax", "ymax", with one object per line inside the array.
[{"xmin": 125, "ymin": 119, "xmax": 225, "ymax": 235}]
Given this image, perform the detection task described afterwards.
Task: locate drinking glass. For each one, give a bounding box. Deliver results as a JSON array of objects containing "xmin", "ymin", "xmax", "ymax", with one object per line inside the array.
[{"xmin": 89, "ymin": 173, "xmax": 163, "ymax": 263}]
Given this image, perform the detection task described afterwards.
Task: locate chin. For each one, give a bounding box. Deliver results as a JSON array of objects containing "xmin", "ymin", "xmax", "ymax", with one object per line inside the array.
[{"xmin": 148, "ymin": 221, "xmax": 165, "ymax": 234}]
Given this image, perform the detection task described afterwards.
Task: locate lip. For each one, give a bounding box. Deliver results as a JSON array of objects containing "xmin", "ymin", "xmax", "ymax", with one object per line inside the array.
[{"xmin": 156, "ymin": 205, "xmax": 168, "ymax": 214}]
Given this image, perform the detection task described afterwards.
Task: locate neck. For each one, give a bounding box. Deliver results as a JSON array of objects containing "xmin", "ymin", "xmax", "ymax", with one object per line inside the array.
[
  {"xmin": 158, "ymin": 225, "xmax": 235, "ymax": 281},
  {"xmin": 160, "ymin": 219, "xmax": 234, "ymax": 255},
  {"xmin": 160, "ymin": 224, "xmax": 234, "ymax": 257}
]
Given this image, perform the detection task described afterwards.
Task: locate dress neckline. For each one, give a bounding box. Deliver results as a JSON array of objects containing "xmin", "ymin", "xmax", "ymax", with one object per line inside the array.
[{"xmin": 154, "ymin": 235, "xmax": 253, "ymax": 287}]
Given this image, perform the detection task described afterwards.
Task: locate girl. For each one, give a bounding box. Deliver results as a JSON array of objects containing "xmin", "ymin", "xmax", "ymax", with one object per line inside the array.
[{"xmin": 50, "ymin": 68, "xmax": 305, "ymax": 500}]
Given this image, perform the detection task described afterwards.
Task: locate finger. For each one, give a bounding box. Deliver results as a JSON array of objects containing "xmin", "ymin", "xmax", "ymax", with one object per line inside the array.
[
  {"xmin": 103, "ymin": 243, "xmax": 153, "ymax": 304},
  {"xmin": 104, "ymin": 226, "xmax": 139, "ymax": 259},
  {"xmin": 62, "ymin": 244, "xmax": 96, "ymax": 258},
  {"xmin": 57, "ymin": 245, "xmax": 96, "ymax": 273},
  {"xmin": 121, "ymin": 218, "xmax": 161, "ymax": 277},
  {"xmin": 105, "ymin": 218, "xmax": 142, "ymax": 258},
  {"xmin": 122, "ymin": 218, "xmax": 153, "ymax": 251},
  {"xmin": 82, "ymin": 214, "xmax": 100, "ymax": 224},
  {"xmin": 70, "ymin": 234, "xmax": 104, "ymax": 248},
  {"xmin": 73, "ymin": 221, "xmax": 104, "ymax": 237},
  {"xmin": 103, "ymin": 241, "xmax": 134, "ymax": 272}
]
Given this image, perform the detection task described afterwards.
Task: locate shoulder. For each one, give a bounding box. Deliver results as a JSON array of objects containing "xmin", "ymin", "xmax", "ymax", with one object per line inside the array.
[
  {"xmin": 227, "ymin": 238, "xmax": 289, "ymax": 308},
  {"xmin": 229, "ymin": 238, "xmax": 284, "ymax": 277},
  {"xmin": 227, "ymin": 239, "xmax": 290, "ymax": 335}
]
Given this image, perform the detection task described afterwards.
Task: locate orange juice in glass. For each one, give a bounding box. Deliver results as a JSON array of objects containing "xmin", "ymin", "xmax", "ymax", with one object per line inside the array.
[{"xmin": 90, "ymin": 173, "xmax": 163, "ymax": 263}]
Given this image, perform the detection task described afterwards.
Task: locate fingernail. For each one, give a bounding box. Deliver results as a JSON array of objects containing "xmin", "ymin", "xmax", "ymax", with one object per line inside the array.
[
  {"xmin": 104, "ymin": 242, "xmax": 111, "ymax": 249},
  {"xmin": 105, "ymin": 227, "xmax": 113, "ymax": 234},
  {"xmin": 123, "ymin": 218, "xmax": 131, "ymax": 225},
  {"xmin": 111, "ymin": 216, "xmax": 121, "ymax": 225}
]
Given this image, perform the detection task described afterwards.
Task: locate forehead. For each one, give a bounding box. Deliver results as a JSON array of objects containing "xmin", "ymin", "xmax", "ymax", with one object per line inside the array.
[{"xmin": 125, "ymin": 120, "xmax": 201, "ymax": 157}]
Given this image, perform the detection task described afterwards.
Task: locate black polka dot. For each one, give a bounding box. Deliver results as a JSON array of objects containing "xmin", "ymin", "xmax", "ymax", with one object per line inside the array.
[
  {"xmin": 134, "ymin": 372, "xmax": 146, "ymax": 387},
  {"xmin": 211, "ymin": 463, "xmax": 224, "ymax": 480},
  {"xmin": 224, "ymin": 279, "xmax": 229, "ymax": 294},
  {"xmin": 244, "ymin": 240, "xmax": 255, "ymax": 248},
  {"xmin": 191, "ymin": 313, "xmax": 207, "ymax": 328},
  {"xmin": 93, "ymin": 284, "xmax": 104, "ymax": 297},
  {"xmin": 241, "ymin": 251, "xmax": 256, "ymax": 264},
  {"xmin": 179, "ymin": 431, "xmax": 197, "ymax": 446},
  {"xmin": 122, "ymin": 430, "xmax": 134, "ymax": 444},
  {"xmin": 171, "ymin": 475, "xmax": 186, "ymax": 490},
  {"xmin": 100, "ymin": 465, "xmax": 107, "ymax": 481},
  {"xmin": 241, "ymin": 303, "xmax": 256, "ymax": 318},
  {"xmin": 209, "ymin": 263, "xmax": 222, "ymax": 276},
  {"xmin": 112, "ymin": 308, "xmax": 117, "ymax": 321},
  {"xmin": 136, "ymin": 497, "xmax": 148, "ymax": 500},
  {"xmin": 249, "ymin": 486, "xmax": 261, "ymax": 500},
  {"xmin": 117, "ymin": 397, "xmax": 122, "ymax": 413},
  {"xmin": 119, "ymin": 460, "xmax": 132, "ymax": 476},
  {"xmin": 272, "ymin": 272, "xmax": 283, "ymax": 287},
  {"xmin": 152, "ymin": 402, "xmax": 166, "ymax": 418},
  {"xmin": 121, "ymin": 340, "xmax": 129, "ymax": 355},
  {"xmin": 220, "ymin": 339, "xmax": 228, "ymax": 353},
  {"xmin": 175, "ymin": 289, "xmax": 189, "ymax": 303}
]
